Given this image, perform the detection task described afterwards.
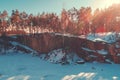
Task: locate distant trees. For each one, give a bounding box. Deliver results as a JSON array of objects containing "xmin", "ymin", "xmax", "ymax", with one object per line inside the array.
[
  {"xmin": 0, "ymin": 3, "xmax": 120, "ymax": 35},
  {"xmin": 0, "ymin": 10, "xmax": 8, "ymax": 32},
  {"xmin": 91, "ymin": 4, "xmax": 120, "ymax": 33},
  {"xmin": 77, "ymin": 7, "xmax": 92, "ymax": 35}
]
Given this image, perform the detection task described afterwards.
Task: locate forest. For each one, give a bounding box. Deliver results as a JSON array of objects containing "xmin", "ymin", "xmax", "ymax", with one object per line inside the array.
[{"xmin": 0, "ymin": 3, "xmax": 120, "ymax": 35}]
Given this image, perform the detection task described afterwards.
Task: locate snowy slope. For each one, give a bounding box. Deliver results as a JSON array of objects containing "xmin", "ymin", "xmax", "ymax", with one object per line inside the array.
[
  {"xmin": 0, "ymin": 36, "xmax": 38, "ymax": 56},
  {"xmin": 87, "ymin": 32, "xmax": 120, "ymax": 43},
  {"xmin": 40, "ymin": 49, "xmax": 84, "ymax": 64},
  {"xmin": 0, "ymin": 53, "xmax": 120, "ymax": 80},
  {"xmin": 9, "ymin": 41, "xmax": 38, "ymax": 55}
]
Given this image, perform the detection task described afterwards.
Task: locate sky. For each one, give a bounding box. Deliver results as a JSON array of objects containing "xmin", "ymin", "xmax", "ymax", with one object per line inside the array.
[{"xmin": 0, "ymin": 0, "xmax": 120, "ymax": 15}]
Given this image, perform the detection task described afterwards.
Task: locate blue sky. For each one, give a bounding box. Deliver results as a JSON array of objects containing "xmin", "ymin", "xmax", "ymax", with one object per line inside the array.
[{"xmin": 0, "ymin": 0, "xmax": 120, "ymax": 15}]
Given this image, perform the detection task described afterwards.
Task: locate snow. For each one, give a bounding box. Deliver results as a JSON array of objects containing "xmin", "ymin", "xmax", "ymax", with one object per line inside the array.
[
  {"xmin": 10, "ymin": 41, "xmax": 33, "ymax": 52},
  {"xmin": 97, "ymin": 49, "xmax": 108, "ymax": 55},
  {"xmin": 87, "ymin": 32, "xmax": 120, "ymax": 43},
  {"xmin": 41, "ymin": 49, "xmax": 83, "ymax": 64},
  {"xmin": 117, "ymin": 54, "xmax": 120, "ymax": 56},
  {"xmin": 54, "ymin": 33, "xmax": 86, "ymax": 38},
  {"xmin": 47, "ymin": 49, "xmax": 66, "ymax": 63},
  {"xmin": 82, "ymin": 47, "xmax": 95, "ymax": 52},
  {"xmin": 82, "ymin": 47, "xmax": 108, "ymax": 55},
  {"xmin": 0, "ymin": 53, "xmax": 120, "ymax": 80},
  {"xmin": 62, "ymin": 72, "xmax": 96, "ymax": 80},
  {"xmin": 9, "ymin": 41, "xmax": 38, "ymax": 55}
]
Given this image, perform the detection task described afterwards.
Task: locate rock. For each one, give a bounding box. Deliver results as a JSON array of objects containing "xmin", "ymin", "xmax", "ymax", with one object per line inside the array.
[
  {"xmin": 112, "ymin": 55, "xmax": 120, "ymax": 64},
  {"xmin": 14, "ymin": 33, "xmax": 120, "ymax": 64}
]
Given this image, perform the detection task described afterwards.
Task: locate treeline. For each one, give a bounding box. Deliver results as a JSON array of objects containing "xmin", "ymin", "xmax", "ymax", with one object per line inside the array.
[{"xmin": 0, "ymin": 3, "xmax": 120, "ymax": 35}]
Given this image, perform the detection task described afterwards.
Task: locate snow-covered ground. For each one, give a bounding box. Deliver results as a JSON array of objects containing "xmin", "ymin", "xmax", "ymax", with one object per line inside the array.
[{"xmin": 0, "ymin": 52, "xmax": 120, "ymax": 80}]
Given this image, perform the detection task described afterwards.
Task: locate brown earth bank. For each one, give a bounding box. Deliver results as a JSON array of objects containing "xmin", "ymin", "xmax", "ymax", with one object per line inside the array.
[{"xmin": 13, "ymin": 32, "xmax": 120, "ymax": 64}]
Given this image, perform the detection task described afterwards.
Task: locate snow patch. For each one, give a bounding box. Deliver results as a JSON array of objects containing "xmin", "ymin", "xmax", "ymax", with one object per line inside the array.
[
  {"xmin": 7, "ymin": 75, "xmax": 30, "ymax": 80},
  {"xmin": 87, "ymin": 32, "xmax": 120, "ymax": 43},
  {"xmin": 62, "ymin": 72, "xmax": 96, "ymax": 80},
  {"xmin": 41, "ymin": 49, "xmax": 84, "ymax": 64},
  {"xmin": 82, "ymin": 47, "xmax": 108, "ymax": 55},
  {"xmin": 9, "ymin": 41, "xmax": 38, "ymax": 55},
  {"xmin": 97, "ymin": 49, "xmax": 108, "ymax": 55}
]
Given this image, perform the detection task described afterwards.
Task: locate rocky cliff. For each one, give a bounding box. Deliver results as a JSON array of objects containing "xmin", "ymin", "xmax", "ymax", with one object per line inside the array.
[
  {"xmin": 1, "ymin": 32, "xmax": 120, "ymax": 64},
  {"xmin": 15, "ymin": 33, "xmax": 120, "ymax": 64}
]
